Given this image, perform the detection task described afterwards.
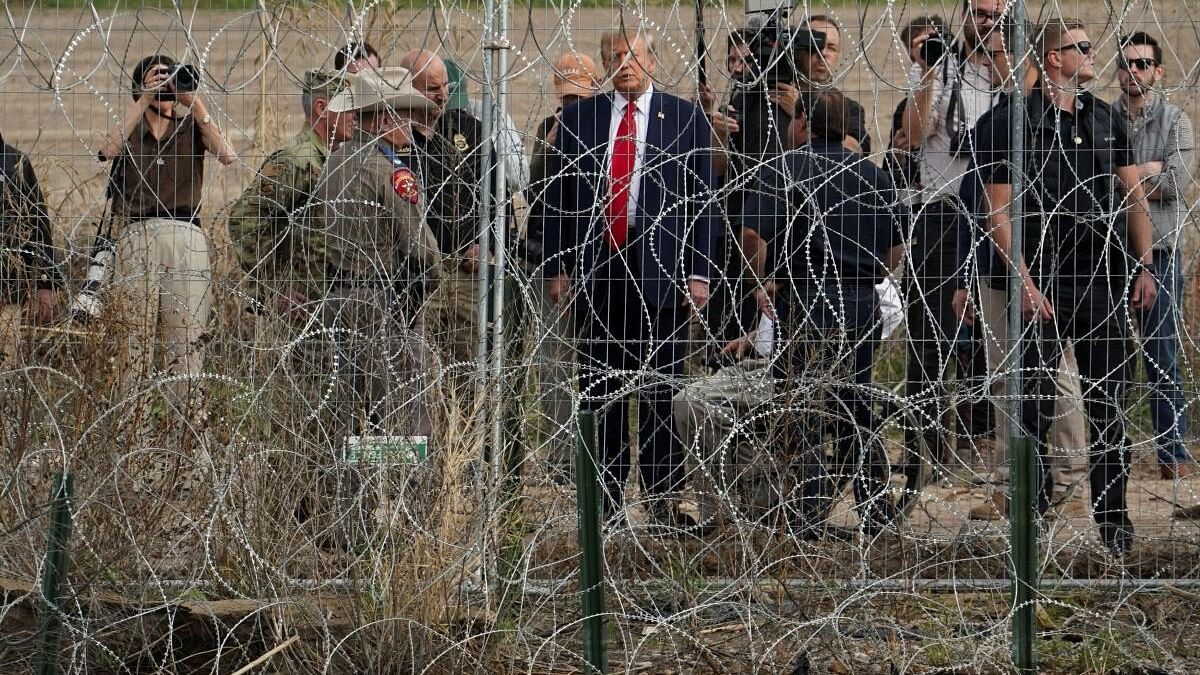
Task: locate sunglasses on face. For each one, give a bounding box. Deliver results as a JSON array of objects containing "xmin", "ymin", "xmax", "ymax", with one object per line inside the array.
[
  {"xmin": 1050, "ymin": 41, "xmax": 1092, "ymax": 55},
  {"xmin": 1118, "ymin": 57, "xmax": 1158, "ymax": 71}
]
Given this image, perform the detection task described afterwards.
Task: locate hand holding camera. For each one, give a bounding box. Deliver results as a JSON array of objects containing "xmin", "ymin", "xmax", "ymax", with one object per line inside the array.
[
  {"xmin": 139, "ymin": 63, "xmax": 200, "ymax": 106},
  {"xmin": 912, "ymin": 32, "xmax": 950, "ymax": 73}
]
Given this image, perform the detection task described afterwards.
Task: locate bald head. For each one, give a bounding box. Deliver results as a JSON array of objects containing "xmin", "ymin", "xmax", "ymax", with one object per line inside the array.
[{"xmin": 400, "ymin": 49, "xmax": 450, "ymax": 117}]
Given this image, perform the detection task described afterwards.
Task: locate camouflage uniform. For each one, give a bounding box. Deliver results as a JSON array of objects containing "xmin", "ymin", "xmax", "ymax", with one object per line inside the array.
[
  {"xmin": 227, "ymin": 70, "xmax": 350, "ymax": 313},
  {"xmin": 1, "ymin": 136, "xmax": 59, "ymax": 365}
]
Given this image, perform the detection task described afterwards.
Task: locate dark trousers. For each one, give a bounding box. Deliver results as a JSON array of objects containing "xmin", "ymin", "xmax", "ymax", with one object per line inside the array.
[
  {"xmin": 780, "ymin": 287, "xmax": 895, "ymax": 528},
  {"xmin": 577, "ymin": 255, "xmax": 688, "ymax": 512},
  {"xmin": 1134, "ymin": 249, "xmax": 1190, "ymax": 465},
  {"xmin": 904, "ymin": 201, "xmax": 991, "ymax": 458},
  {"xmin": 1021, "ymin": 278, "xmax": 1133, "ymax": 538}
]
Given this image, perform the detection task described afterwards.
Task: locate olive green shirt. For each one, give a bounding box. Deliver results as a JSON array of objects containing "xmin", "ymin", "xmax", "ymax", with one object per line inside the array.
[
  {"xmin": 227, "ymin": 127, "xmax": 329, "ymax": 304},
  {"xmin": 317, "ymin": 133, "xmax": 441, "ymax": 285}
]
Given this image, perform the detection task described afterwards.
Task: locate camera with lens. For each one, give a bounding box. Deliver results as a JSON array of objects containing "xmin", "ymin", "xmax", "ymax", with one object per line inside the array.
[
  {"xmin": 157, "ymin": 64, "xmax": 200, "ymax": 101},
  {"xmin": 745, "ymin": 0, "xmax": 825, "ymax": 88}
]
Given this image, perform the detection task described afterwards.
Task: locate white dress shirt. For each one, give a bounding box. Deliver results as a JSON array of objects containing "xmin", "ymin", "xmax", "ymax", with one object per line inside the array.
[{"xmin": 608, "ymin": 84, "xmax": 654, "ymax": 228}]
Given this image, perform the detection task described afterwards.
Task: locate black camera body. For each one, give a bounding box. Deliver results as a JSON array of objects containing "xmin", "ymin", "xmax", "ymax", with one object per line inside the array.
[
  {"xmin": 746, "ymin": 15, "xmax": 826, "ymax": 87},
  {"xmin": 920, "ymin": 36, "xmax": 950, "ymax": 67},
  {"xmin": 156, "ymin": 64, "xmax": 200, "ymax": 101}
]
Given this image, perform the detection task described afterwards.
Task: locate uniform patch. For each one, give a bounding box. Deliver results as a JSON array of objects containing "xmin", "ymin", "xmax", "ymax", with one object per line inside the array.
[
  {"xmin": 453, "ymin": 133, "xmax": 469, "ymax": 152},
  {"xmin": 260, "ymin": 161, "xmax": 286, "ymax": 178},
  {"xmin": 391, "ymin": 168, "xmax": 420, "ymax": 204}
]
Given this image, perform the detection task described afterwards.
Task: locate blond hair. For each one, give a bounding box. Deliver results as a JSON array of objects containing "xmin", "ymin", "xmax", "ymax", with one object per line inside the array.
[
  {"xmin": 600, "ymin": 28, "xmax": 657, "ymax": 58},
  {"xmin": 1036, "ymin": 17, "xmax": 1086, "ymax": 60}
]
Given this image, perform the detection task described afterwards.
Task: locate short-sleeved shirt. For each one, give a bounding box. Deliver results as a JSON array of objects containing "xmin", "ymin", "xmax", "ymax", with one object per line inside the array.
[
  {"xmin": 109, "ymin": 114, "xmax": 205, "ymax": 221},
  {"xmin": 975, "ymin": 86, "xmax": 1133, "ymax": 279},
  {"xmin": 742, "ymin": 139, "xmax": 909, "ymax": 292},
  {"xmin": 725, "ymin": 88, "xmax": 872, "ymax": 223}
]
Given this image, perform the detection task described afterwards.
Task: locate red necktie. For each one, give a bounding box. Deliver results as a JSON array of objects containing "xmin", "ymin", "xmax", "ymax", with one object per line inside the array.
[{"xmin": 606, "ymin": 101, "xmax": 636, "ymax": 250}]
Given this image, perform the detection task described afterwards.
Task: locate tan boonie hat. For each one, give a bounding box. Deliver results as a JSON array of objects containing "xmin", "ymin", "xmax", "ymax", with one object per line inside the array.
[
  {"xmin": 327, "ymin": 67, "xmax": 435, "ymax": 113},
  {"xmin": 552, "ymin": 52, "xmax": 600, "ymax": 100},
  {"xmin": 303, "ymin": 68, "xmax": 350, "ymax": 100}
]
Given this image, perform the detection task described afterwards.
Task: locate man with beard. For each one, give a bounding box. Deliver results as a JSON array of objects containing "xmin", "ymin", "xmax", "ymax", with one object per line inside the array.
[{"xmin": 1113, "ymin": 31, "xmax": 1196, "ymax": 481}]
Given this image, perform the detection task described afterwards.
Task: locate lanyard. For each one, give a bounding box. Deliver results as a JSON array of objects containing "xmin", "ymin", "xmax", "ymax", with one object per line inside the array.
[{"xmin": 376, "ymin": 141, "xmax": 410, "ymax": 170}]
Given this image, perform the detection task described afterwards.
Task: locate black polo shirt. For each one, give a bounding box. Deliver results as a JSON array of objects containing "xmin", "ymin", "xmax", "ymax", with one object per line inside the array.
[
  {"xmin": 742, "ymin": 139, "xmax": 908, "ymax": 292},
  {"xmin": 974, "ymin": 86, "xmax": 1134, "ymax": 279}
]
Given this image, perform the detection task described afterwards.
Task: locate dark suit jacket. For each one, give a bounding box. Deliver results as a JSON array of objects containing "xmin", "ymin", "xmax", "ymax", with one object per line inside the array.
[{"xmin": 543, "ymin": 90, "xmax": 719, "ymax": 309}]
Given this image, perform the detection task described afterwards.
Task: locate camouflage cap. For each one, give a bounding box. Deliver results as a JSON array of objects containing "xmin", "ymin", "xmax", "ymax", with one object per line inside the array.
[{"xmin": 303, "ymin": 69, "xmax": 350, "ymax": 100}]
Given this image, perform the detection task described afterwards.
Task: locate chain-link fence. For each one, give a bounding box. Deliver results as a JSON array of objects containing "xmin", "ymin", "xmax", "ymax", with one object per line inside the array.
[{"xmin": 3, "ymin": 1, "xmax": 1200, "ymax": 672}]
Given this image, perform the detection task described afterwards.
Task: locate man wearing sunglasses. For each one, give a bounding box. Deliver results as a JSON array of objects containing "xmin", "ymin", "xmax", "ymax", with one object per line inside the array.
[
  {"xmin": 900, "ymin": 0, "xmax": 1004, "ymax": 488},
  {"xmin": 1113, "ymin": 31, "xmax": 1197, "ymax": 482},
  {"xmin": 973, "ymin": 18, "xmax": 1158, "ymax": 557}
]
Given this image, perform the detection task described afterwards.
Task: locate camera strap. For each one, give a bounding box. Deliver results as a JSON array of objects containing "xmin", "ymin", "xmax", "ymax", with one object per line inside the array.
[{"xmin": 943, "ymin": 49, "xmax": 969, "ymax": 141}]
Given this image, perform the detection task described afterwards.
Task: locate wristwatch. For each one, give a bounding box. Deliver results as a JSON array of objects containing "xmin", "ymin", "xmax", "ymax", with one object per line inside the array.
[{"xmin": 1141, "ymin": 261, "xmax": 1158, "ymax": 277}]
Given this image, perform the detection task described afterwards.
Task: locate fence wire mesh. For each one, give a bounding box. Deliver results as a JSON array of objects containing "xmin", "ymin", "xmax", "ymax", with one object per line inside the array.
[{"xmin": 3, "ymin": 1, "xmax": 1200, "ymax": 673}]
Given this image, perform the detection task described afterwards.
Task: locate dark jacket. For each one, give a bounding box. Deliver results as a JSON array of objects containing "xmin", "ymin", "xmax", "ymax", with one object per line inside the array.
[
  {"xmin": 543, "ymin": 90, "xmax": 719, "ymax": 309},
  {"xmin": 1, "ymin": 136, "xmax": 59, "ymax": 303}
]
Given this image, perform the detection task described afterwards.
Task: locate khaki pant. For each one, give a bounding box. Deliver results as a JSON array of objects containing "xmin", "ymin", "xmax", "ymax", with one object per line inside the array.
[
  {"xmin": 532, "ymin": 275, "xmax": 576, "ymax": 472},
  {"xmin": 673, "ymin": 360, "xmax": 778, "ymax": 522},
  {"xmin": 112, "ymin": 218, "xmax": 212, "ymax": 416},
  {"xmin": 978, "ymin": 285, "xmax": 1086, "ymax": 481}
]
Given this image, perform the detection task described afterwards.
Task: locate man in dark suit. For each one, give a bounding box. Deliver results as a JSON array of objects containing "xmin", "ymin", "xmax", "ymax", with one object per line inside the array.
[{"xmin": 544, "ymin": 29, "xmax": 719, "ymax": 526}]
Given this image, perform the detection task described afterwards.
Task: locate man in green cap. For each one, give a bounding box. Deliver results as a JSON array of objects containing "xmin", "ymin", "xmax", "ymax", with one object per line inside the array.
[{"xmin": 228, "ymin": 68, "xmax": 356, "ymax": 320}]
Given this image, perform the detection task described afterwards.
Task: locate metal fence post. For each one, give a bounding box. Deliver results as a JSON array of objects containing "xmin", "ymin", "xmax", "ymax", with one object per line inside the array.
[
  {"xmin": 1006, "ymin": 3, "xmax": 1037, "ymax": 671},
  {"xmin": 575, "ymin": 412, "xmax": 608, "ymax": 674},
  {"xmin": 36, "ymin": 472, "xmax": 74, "ymax": 675}
]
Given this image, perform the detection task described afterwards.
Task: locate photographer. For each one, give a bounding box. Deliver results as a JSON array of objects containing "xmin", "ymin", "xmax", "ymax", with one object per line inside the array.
[
  {"xmin": 898, "ymin": 0, "xmax": 1001, "ymax": 474},
  {"xmin": 716, "ymin": 19, "xmax": 826, "ymax": 344},
  {"xmin": 93, "ymin": 54, "xmax": 236, "ymax": 418}
]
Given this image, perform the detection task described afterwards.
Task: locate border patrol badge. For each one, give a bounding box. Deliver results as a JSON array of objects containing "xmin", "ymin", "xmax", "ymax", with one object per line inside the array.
[
  {"xmin": 453, "ymin": 133, "xmax": 469, "ymax": 152},
  {"xmin": 392, "ymin": 168, "xmax": 420, "ymax": 204}
]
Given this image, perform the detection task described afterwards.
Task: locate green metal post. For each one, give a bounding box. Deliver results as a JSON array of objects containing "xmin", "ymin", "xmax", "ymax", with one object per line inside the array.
[
  {"xmin": 36, "ymin": 472, "xmax": 74, "ymax": 675},
  {"xmin": 1006, "ymin": 2, "xmax": 1036, "ymax": 671},
  {"xmin": 495, "ymin": 275, "xmax": 528, "ymax": 622},
  {"xmin": 575, "ymin": 412, "xmax": 608, "ymax": 674}
]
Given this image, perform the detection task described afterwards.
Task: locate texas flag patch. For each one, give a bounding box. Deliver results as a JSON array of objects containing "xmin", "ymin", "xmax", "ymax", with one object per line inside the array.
[{"xmin": 391, "ymin": 168, "xmax": 420, "ymax": 204}]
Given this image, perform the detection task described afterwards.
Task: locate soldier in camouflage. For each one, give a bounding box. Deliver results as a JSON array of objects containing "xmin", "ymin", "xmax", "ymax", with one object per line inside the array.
[
  {"xmin": 1, "ymin": 131, "xmax": 60, "ymax": 365},
  {"xmin": 227, "ymin": 69, "xmax": 356, "ymax": 319}
]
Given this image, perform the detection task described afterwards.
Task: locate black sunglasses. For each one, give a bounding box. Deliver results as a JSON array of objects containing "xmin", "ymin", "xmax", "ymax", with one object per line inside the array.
[
  {"xmin": 1050, "ymin": 41, "xmax": 1092, "ymax": 55},
  {"xmin": 1119, "ymin": 57, "xmax": 1158, "ymax": 71}
]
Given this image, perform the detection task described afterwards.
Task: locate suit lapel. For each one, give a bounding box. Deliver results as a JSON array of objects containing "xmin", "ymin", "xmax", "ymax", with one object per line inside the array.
[{"xmin": 644, "ymin": 92, "xmax": 664, "ymax": 168}]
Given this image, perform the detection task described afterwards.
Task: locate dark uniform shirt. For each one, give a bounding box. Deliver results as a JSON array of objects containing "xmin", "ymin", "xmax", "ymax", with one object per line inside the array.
[
  {"xmin": 726, "ymin": 87, "xmax": 871, "ymax": 221},
  {"xmin": 1, "ymin": 138, "xmax": 59, "ymax": 302},
  {"xmin": 975, "ymin": 85, "xmax": 1134, "ymax": 280},
  {"xmin": 108, "ymin": 115, "xmax": 205, "ymax": 222},
  {"xmin": 743, "ymin": 139, "xmax": 907, "ymax": 291}
]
